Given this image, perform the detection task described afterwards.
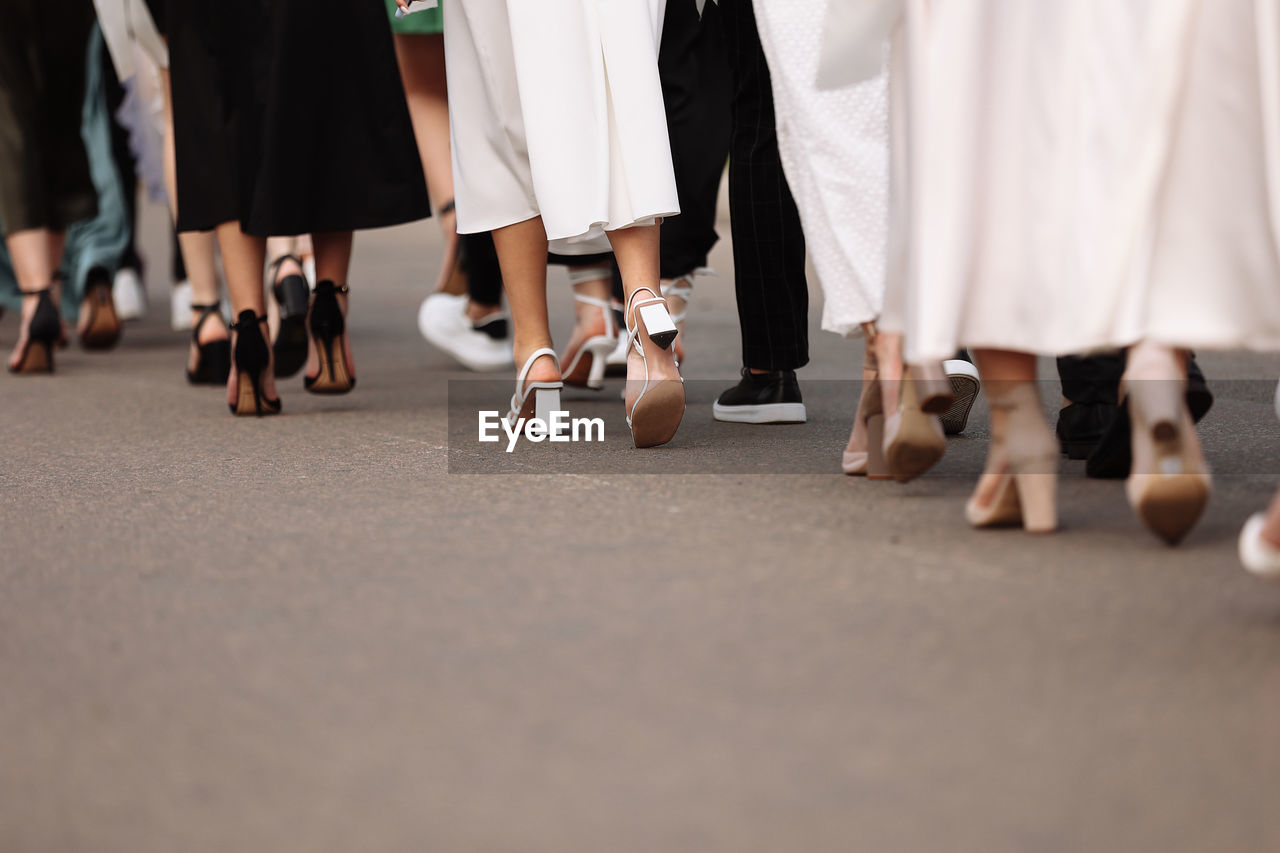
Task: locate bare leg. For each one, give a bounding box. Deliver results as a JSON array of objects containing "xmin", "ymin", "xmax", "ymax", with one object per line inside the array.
[
  {"xmin": 6, "ymin": 229, "xmax": 66, "ymax": 369},
  {"xmin": 844, "ymin": 323, "xmax": 880, "ymax": 458},
  {"xmin": 393, "ymin": 33, "xmax": 462, "ymax": 296},
  {"xmin": 215, "ymin": 222, "xmax": 273, "ymax": 406},
  {"xmin": 491, "ymin": 216, "xmax": 557, "ymax": 384},
  {"xmin": 970, "ymin": 349, "xmax": 1038, "ymax": 509}
]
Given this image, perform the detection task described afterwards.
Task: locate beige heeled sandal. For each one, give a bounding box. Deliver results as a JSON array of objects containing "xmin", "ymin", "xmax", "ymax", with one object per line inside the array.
[
  {"xmin": 1123, "ymin": 376, "xmax": 1211, "ymax": 545},
  {"xmin": 966, "ymin": 382, "xmax": 1058, "ymax": 533}
]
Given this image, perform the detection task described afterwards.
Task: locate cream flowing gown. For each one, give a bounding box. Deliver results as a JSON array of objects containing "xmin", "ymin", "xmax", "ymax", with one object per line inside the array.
[
  {"xmin": 443, "ymin": 0, "xmax": 679, "ymax": 256},
  {"xmin": 835, "ymin": 0, "xmax": 1280, "ymax": 362}
]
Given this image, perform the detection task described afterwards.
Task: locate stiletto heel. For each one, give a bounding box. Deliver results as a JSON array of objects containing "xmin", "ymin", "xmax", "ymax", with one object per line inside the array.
[
  {"xmin": 1123, "ymin": 376, "xmax": 1211, "ymax": 545},
  {"xmin": 305, "ymin": 280, "xmax": 356, "ymax": 395},
  {"xmin": 505, "ymin": 348, "xmax": 563, "ymax": 427},
  {"xmin": 186, "ymin": 301, "xmax": 231, "ymax": 385},
  {"xmin": 561, "ymin": 294, "xmax": 618, "ymax": 390},
  {"xmin": 268, "ymin": 254, "xmax": 310, "ymax": 378},
  {"xmin": 966, "ymin": 383, "xmax": 1058, "ymax": 533},
  {"xmin": 883, "ymin": 366, "xmax": 947, "ymax": 483},
  {"xmin": 624, "ymin": 288, "xmax": 685, "ymax": 448},
  {"xmin": 228, "ymin": 310, "xmax": 281, "ymax": 417},
  {"xmin": 8, "ymin": 287, "xmax": 61, "ymax": 375}
]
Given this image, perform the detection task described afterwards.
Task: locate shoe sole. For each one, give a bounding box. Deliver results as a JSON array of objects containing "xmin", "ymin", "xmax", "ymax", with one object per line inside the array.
[
  {"xmin": 940, "ymin": 374, "xmax": 980, "ymax": 435},
  {"xmin": 712, "ymin": 402, "xmax": 807, "ymax": 424},
  {"xmin": 632, "ymin": 381, "xmax": 686, "ymax": 448}
]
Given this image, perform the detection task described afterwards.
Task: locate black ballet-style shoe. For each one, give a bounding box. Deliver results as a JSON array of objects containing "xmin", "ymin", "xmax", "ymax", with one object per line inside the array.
[
  {"xmin": 8, "ymin": 287, "xmax": 62, "ymax": 375},
  {"xmin": 228, "ymin": 310, "xmax": 282, "ymax": 416},
  {"xmin": 268, "ymin": 253, "xmax": 311, "ymax": 378},
  {"xmin": 304, "ymin": 280, "xmax": 356, "ymax": 395},
  {"xmin": 186, "ymin": 301, "xmax": 231, "ymax": 386}
]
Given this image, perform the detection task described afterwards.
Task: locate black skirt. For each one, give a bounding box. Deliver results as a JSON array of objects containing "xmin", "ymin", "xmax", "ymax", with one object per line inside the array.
[{"xmin": 166, "ymin": 0, "xmax": 430, "ymax": 235}]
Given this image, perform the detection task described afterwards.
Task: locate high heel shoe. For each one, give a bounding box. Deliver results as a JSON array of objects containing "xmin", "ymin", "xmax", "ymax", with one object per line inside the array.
[
  {"xmin": 505, "ymin": 348, "xmax": 563, "ymax": 427},
  {"xmin": 661, "ymin": 273, "xmax": 700, "ymax": 364},
  {"xmin": 186, "ymin": 301, "xmax": 231, "ymax": 386},
  {"xmin": 1123, "ymin": 376, "xmax": 1211, "ymax": 545},
  {"xmin": 268, "ymin": 254, "xmax": 310, "ymax": 378},
  {"xmin": 624, "ymin": 287, "xmax": 684, "ymax": 449},
  {"xmin": 843, "ymin": 349, "xmax": 889, "ymax": 477},
  {"xmin": 305, "ymin": 280, "xmax": 356, "ymax": 395},
  {"xmin": 78, "ymin": 267, "xmax": 122, "ymax": 350},
  {"xmin": 560, "ymin": 294, "xmax": 617, "ymax": 390},
  {"xmin": 966, "ymin": 382, "xmax": 1058, "ymax": 533},
  {"xmin": 8, "ymin": 287, "xmax": 62, "ymax": 375},
  {"xmin": 882, "ymin": 365, "xmax": 951, "ymax": 483},
  {"xmin": 228, "ymin": 310, "xmax": 282, "ymax": 416}
]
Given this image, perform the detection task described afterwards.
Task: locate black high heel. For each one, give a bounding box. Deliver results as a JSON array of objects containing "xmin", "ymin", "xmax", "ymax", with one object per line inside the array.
[
  {"xmin": 78, "ymin": 266, "xmax": 122, "ymax": 350},
  {"xmin": 228, "ymin": 310, "xmax": 282, "ymax": 416},
  {"xmin": 186, "ymin": 301, "xmax": 231, "ymax": 386},
  {"xmin": 8, "ymin": 287, "xmax": 62, "ymax": 375},
  {"xmin": 304, "ymin": 280, "xmax": 356, "ymax": 395},
  {"xmin": 268, "ymin": 254, "xmax": 310, "ymax": 378}
]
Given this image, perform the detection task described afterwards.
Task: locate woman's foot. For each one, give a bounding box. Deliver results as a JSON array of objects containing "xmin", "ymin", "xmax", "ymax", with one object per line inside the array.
[
  {"xmin": 1122, "ymin": 344, "xmax": 1211, "ymax": 545},
  {"xmin": 8, "ymin": 287, "xmax": 62, "ymax": 374},
  {"xmin": 186, "ymin": 302, "xmax": 231, "ymax": 385},
  {"xmin": 624, "ymin": 288, "xmax": 684, "ymax": 448},
  {"xmin": 304, "ymin": 281, "xmax": 357, "ymax": 394},
  {"xmin": 966, "ymin": 382, "xmax": 1058, "ymax": 533},
  {"xmin": 660, "ymin": 275, "xmax": 694, "ymax": 363},
  {"xmin": 843, "ymin": 336, "xmax": 885, "ymax": 476},
  {"xmin": 561, "ymin": 285, "xmax": 616, "ymax": 390},
  {"xmin": 77, "ymin": 267, "xmax": 123, "ymax": 350},
  {"xmin": 267, "ymin": 254, "xmax": 310, "ymax": 378},
  {"xmin": 226, "ymin": 310, "xmax": 281, "ymax": 415}
]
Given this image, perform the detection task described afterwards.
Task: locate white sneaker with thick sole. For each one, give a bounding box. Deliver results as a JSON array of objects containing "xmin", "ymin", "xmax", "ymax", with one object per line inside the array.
[
  {"xmin": 940, "ymin": 358, "xmax": 982, "ymax": 435},
  {"xmin": 418, "ymin": 292, "xmax": 514, "ymax": 372},
  {"xmin": 113, "ymin": 268, "xmax": 146, "ymax": 321},
  {"xmin": 170, "ymin": 280, "xmax": 193, "ymax": 331}
]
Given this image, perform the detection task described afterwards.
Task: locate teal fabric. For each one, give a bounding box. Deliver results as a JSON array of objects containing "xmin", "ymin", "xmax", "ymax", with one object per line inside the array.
[
  {"xmin": 0, "ymin": 27, "xmax": 129, "ymax": 319},
  {"xmin": 385, "ymin": 0, "xmax": 444, "ymax": 35}
]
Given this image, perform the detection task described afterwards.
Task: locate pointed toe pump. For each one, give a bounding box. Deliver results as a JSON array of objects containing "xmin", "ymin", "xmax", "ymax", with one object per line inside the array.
[
  {"xmin": 560, "ymin": 293, "xmax": 618, "ymax": 390},
  {"xmin": 966, "ymin": 382, "xmax": 1058, "ymax": 534},
  {"xmin": 505, "ymin": 348, "xmax": 563, "ymax": 427},
  {"xmin": 268, "ymin": 254, "xmax": 311, "ymax": 378},
  {"xmin": 8, "ymin": 288, "xmax": 62, "ymax": 375},
  {"xmin": 1123, "ymin": 376, "xmax": 1211, "ymax": 546},
  {"xmin": 305, "ymin": 280, "xmax": 356, "ymax": 395},
  {"xmin": 186, "ymin": 301, "xmax": 231, "ymax": 385},
  {"xmin": 229, "ymin": 310, "xmax": 282, "ymax": 416},
  {"xmin": 624, "ymin": 287, "xmax": 685, "ymax": 449}
]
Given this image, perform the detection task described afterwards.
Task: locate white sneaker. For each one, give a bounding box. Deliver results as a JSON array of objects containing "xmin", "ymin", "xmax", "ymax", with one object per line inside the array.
[
  {"xmin": 170, "ymin": 280, "xmax": 193, "ymax": 331},
  {"xmin": 417, "ymin": 292, "xmax": 514, "ymax": 372},
  {"xmin": 112, "ymin": 268, "xmax": 146, "ymax": 321},
  {"xmin": 940, "ymin": 358, "xmax": 982, "ymax": 435}
]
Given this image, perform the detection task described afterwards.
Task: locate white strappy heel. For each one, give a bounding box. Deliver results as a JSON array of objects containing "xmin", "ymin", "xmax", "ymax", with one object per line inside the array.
[
  {"xmin": 504, "ymin": 348, "xmax": 563, "ymax": 428},
  {"xmin": 660, "ymin": 268, "xmax": 710, "ymax": 363},
  {"xmin": 561, "ymin": 294, "xmax": 618, "ymax": 390},
  {"xmin": 625, "ymin": 287, "xmax": 685, "ymax": 448}
]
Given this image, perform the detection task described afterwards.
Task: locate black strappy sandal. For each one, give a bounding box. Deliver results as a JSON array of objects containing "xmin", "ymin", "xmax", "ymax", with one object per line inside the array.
[
  {"xmin": 267, "ymin": 254, "xmax": 311, "ymax": 378},
  {"xmin": 304, "ymin": 280, "xmax": 356, "ymax": 395},
  {"xmin": 8, "ymin": 287, "xmax": 62, "ymax": 375},
  {"xmin": 78, "ymin": 266, "xmax": 122, "ymax": 350},
  {"xmin": 228, "ymin": 310, "xmax": 282, "ymax": 416},
  {"xmin": 186, "ymin": 301, "xmax": 231, "ymax": 386}
]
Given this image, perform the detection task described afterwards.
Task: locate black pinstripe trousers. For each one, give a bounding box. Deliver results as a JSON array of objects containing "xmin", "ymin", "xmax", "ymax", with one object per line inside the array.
[{"xmin": 717, "ymin": 0, "xmax": 809, "ymax": 372}]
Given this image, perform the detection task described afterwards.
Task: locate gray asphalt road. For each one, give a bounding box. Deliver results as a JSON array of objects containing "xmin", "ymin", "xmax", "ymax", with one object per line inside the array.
[{"xmin": 3, "ymin": 204, "xmax": 1280, "ymax": 853}]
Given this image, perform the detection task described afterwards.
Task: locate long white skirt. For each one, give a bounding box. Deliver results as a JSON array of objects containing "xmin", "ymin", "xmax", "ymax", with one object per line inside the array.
[
  {"xmin": 442, "ymin": 0, "xmax": 680, "ymax": 256},
  {"xmin": 754, "ymin": 0, "xmax": 889, "ymax": 339},
  {"xmin": 897, "ymin": 0, "xmax": 1280, "ymax": 362}
]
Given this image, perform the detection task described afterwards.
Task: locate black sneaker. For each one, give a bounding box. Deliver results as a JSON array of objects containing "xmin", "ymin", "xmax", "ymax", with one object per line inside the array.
[
  {"xmin": 712, "ymin": 369, "xmax": 807, "ymax": 424},
  {"xmin": 1056, "ymin": 402, "xmax": 1117, "ymax": 459}
]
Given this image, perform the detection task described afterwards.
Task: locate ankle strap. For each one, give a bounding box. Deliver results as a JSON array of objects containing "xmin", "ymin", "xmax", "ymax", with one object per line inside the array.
[
  {"xmin": 191, "ymin": 301, "xmax": 223, "ymax": 337},
  {"xmin": 229, "ymin": 312, "xmax": 267, "ymax": 331},
  {"xmin": 18, "ymin": 287, "xmax": 52, "ymax": 296},
  {"xmin": 190, "ymin": 301, "xmax": 220, "ymax": 311},
  {"xmin": 267, "ymin": 254, "xmax": 304, "ymax": 282},
  {"xmin": 573, "ymin": 293, "xmax": 615, "ymax": 337},
  {"xmin": 315, "ymin": 280, "xmax": 349, "ymax": 295},
  {"xmin": 516, "ymin": 347, "xmax": 560, "ymax": 387}
]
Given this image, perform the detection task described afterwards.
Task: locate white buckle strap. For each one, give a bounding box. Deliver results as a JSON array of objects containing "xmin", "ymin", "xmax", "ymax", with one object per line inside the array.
[{"xmin": 572, "ymin": 293, "xmax": 616, "ymax": 339}]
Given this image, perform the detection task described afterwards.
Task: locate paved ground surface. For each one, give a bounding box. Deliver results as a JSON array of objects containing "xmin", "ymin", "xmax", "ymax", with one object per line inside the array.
[{"xmin": 3, "ymin": 200, "xmax": 1280, "ymax": 852}]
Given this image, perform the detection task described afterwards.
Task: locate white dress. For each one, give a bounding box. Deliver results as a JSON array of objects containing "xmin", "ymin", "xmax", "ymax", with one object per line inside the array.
[
  {"xmin": 443, "ymin": 0, "xmax": 680, "ymax": 257},
  {"xmin": 754, "ymin": 0, "xmax": 889, "ymax": 339},
  {"xmin": 893, "ymin": 0, "xmax": 1280, "ymax": 362}
]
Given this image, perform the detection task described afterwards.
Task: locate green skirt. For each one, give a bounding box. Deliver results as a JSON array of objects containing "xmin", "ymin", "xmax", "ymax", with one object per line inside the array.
[{"xmin": 384, "ymin": 0, "xmax": 443, "ymax": 35}]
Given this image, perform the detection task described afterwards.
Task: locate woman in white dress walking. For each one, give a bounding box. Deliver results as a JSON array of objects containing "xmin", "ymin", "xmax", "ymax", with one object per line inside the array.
[{"xmin": 422, "ymin": 0, "xmax": 686, "ymax": 448}]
